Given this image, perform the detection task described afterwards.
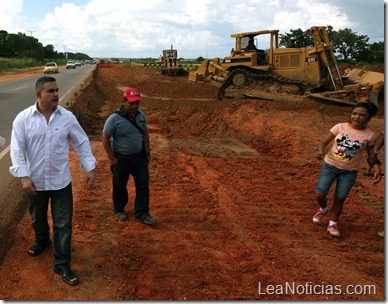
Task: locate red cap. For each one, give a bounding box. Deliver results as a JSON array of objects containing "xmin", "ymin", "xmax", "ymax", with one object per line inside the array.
[{"xmin": 122, "ymin": 88, "xmax": 142, "ymax": 102}]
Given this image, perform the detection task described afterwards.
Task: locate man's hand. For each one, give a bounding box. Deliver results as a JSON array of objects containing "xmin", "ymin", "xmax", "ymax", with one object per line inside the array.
[
  {"xmin": 20, "ymin": 177, "xmax": 37, "ymax": 195},
  {"xmin": 85, "ymin": 169, "xmax": 96, "ymax": 189}
]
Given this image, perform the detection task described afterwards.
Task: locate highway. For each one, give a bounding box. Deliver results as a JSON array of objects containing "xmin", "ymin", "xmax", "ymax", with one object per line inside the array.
[{"xmin": 0, "ymin": 64, "xmax": 97, "ymax": 228}]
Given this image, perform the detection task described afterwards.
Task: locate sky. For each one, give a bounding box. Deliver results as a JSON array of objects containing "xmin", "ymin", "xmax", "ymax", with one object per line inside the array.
[{"xmin": 0, "ymin": 0, "xmax": 385, "ymax": 59}]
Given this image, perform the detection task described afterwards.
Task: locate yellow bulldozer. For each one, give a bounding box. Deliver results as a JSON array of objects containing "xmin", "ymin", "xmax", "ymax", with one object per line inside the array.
[
  {"xmin": 156, "ymin": 45, "xmax": 184, "ymax": 76},
  {"xmin": 188, "ymin": 26, "xmax": 384, "ymax": 108}
]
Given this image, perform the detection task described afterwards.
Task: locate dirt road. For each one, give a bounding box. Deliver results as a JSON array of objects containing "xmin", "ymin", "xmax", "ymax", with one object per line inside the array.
[{"xmin": 0, "ymin": 64, "xmax": 384, "ymax": 300}]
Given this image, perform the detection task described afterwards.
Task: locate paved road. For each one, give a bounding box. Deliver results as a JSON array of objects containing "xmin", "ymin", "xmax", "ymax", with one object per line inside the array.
[{"xmin": 0, "ymin": 64, "xmax": 97, "ymax": 245}]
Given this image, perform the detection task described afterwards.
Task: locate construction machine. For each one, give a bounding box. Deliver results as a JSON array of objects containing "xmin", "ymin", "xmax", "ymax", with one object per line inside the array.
[
  {"xmin": 188, "ymin": 26, "xmax": 384, "ymax": 108},
  {"xmin": 156, "ymin": 45, "xmax": 184, "ymax": 75}
]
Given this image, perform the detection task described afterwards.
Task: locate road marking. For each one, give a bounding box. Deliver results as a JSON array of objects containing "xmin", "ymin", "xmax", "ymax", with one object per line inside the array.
[
  {"xmin": 60, "ymin": 87, "xmax": 74, "ymax": 102},
  {"xmin": 11, "ymin": 85, "xmax": 26, "ymax": 91},
  {"xmin": 0, "ymin": 145, "xmax": 10, "ymax": 160},
  {"xmin": 0, "ymin": 85, "xmax": 27, "ymax": 94},
  {"xmin": 0, "ymin": 87, "xmax": 73, "ymax": 161}
]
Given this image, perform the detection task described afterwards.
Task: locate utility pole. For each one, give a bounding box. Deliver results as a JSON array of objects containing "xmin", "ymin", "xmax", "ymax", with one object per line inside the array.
[
  {"xmin": 27, "ymin": 30, "xmax": 36, "ymax": 63},
  {"xmin": 27, "ymin": 30, "xmax": 36, "ymax": 37}
]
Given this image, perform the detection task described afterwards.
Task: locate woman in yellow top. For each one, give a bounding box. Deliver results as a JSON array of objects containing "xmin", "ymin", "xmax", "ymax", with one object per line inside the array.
[{"xmin": 312, "ymin": 102, "xmax": 381, "ymax": 237}]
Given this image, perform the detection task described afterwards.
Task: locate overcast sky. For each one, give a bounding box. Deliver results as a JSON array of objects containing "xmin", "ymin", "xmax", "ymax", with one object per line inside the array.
[{"xmin": 0, "ymin": 0, "xmax": 385, "ymax": 59}]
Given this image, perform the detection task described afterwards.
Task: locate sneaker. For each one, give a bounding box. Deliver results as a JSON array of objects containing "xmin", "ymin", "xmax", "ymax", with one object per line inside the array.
[
  {"xmin": 327, "ymin": 224, "xmax": 340, "ymax": 237},
  {"xmin": 312, "ymin": 208, "xmax": 329, "ymax": 223},
  {"xmin": 136, "ymin": 215, "xmax": 158, "ymax": 225},
  {"xmin": 377, "ymin": 231, "xmax": 384, "ymax": 237},
  {"xmin": 115, "ymin": 211, "xmax": 127, "ymax": 221}
]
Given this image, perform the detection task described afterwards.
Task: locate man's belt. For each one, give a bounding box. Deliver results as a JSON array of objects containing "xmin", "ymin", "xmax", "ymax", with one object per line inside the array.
[{"xmin": 114, "ymin": 151, "xmax": 143, "ymax": 159}]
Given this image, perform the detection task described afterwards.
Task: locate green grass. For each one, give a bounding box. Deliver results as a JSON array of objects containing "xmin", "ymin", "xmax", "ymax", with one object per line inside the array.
[{"xmin": 0, "ymin": 57, "xmax": 68, "ymax": 73}]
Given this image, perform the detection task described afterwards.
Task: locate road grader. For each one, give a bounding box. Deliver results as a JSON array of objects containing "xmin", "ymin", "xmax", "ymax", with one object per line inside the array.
[
  {"xmin": 188, "ymin": 26, "xmax": 384, "ymax": 108},
  {"xmin": 156, "ymin": 45, "xmax": 184, "ymax": 76}
]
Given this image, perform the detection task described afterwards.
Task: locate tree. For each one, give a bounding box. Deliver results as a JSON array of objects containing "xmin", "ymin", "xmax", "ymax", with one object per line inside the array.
[
  {"xmin": 279, "ymin": 28, "xmax": 313, "ymax": 48},
  {"xmin": 330, "ymin": 28, "xmax": 369, "ymax": 61},
  {"xmin": 279, "ymin": 25, "xmax": 337, "ymax": 48},
  {"xmin": 44, "ymin": 44, "xmax": 57, "ymax": 59},
  {"xmin": 359, "ymin": 42, "xmax": 384, "ymax": 64},
  {"xmin": 280, "ymin": 26, "xmax": 376, "ymax": 63},
  {"xmin": 1, "ymin": 33, "xmax": 26, "ymax": 57}
]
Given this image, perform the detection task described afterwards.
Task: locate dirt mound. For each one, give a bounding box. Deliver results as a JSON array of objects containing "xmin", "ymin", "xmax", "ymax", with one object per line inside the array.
[{"xmin": 0, "ymin": 64, "xmax": 384, "ymax": 300}]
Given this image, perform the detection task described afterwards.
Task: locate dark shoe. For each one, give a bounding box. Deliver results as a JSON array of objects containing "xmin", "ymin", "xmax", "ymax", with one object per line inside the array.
[
  {"xmin": 136, "ymin": 215, "xmax": 158, "ymax": 225},
  {"xmin": 27, "ymin": 240, "xmax": 52, "ymax": 257},
  {"xmin": 54, "ymin": 264, "xmax": 79, "ymax": 286},
  {"xmin": 115, "ymin": 211, "xmax": 127, "ymax": 221}
]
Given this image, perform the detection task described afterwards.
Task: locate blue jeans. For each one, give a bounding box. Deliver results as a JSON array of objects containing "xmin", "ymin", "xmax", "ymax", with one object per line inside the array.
[
  {"xmin": 315, "ymin": 162, "xmax": 358, "ymax": 199},
  {"xmin": 27, "ymin": 183, "xmax": 73, "ymax": 267},
  {"xmin": 111, "ymin": 152, "xmax": 150, "ymax": 220}
]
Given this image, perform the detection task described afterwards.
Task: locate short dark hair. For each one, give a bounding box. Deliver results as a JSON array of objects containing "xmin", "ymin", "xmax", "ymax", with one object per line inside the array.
[
  {"xmin": 36, "ymin": 76, "xmax": 56, "ymax": 92},
  {"xmin": 352, "ymin": 102, "xmax": 378, "ymax": 118}
]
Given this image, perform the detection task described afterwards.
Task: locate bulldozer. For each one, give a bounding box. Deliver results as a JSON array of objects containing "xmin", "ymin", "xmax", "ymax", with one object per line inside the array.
[
  {"xmin": 156, "ymin": 45, "xmax": 184, "ymax": 76},
  {"xmin": 188, "ymin": 26, "xmax": 384, "ymax": 108}
]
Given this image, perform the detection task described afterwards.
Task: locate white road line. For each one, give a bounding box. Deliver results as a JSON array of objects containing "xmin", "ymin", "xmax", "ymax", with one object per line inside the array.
[
  {"xmin": 11, "ymin": 85, "xmax": 27, "ymax": 91},
  {"xmin": 0, "ymin": 145, "xmax": 10, "ymax": 160},
  {"xmin": 60, "ymin": 87, "xmax": 74, "ymax": 102}
]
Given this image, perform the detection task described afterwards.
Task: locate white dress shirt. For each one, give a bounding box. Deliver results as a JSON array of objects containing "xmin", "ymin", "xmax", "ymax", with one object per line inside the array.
[{"xmin": 9, "ymin": 103, "xmax": 96, "ymax": 191}]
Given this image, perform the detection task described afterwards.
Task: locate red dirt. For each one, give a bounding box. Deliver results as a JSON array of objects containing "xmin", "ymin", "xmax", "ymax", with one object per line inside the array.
[{"xmin": 0, "ymin": 64, "xmax": 384, "ymax": 300}]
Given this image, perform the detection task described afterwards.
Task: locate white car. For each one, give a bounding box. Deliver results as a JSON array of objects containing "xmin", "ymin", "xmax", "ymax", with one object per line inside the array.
[{"xmin": 66, "ymin": 61, "xmax": 76, "ymax": 69}]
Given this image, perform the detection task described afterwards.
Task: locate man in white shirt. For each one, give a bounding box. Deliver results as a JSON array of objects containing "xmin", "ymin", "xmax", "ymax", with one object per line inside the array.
[{"xmin": 9, "ymin": 76, "xmax": 96, "ymax": 286}]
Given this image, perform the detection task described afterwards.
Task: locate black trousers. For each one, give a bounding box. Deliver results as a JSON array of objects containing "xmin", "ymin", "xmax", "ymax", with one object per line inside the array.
[
  {"xmin": 27, "ymin": 183, "xmax": 73, "ymax": 267},
  {"xmin": 111, "ymin": 153, "xmax": 150, "ymax": 220}
]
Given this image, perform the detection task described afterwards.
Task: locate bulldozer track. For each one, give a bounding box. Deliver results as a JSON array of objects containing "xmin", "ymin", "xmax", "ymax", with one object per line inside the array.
[{"xmin": 218, "ymin": 68, "xmax": 314, "ymax": 100}]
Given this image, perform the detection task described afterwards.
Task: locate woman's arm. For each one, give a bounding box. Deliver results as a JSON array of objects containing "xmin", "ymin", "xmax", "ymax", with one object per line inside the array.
[{"xmin": 316, "ymin": 131, "xmax": 335, "ymax": 160}]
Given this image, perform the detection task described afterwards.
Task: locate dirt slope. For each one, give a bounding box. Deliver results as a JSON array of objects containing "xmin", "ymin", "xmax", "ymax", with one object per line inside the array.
[{"xmin": 0, "ymin": 64, "xmax": 384, "ymax": 300}]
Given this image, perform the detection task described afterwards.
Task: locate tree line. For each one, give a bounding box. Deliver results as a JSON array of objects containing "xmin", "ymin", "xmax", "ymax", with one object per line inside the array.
[{"xmin": 0, "ymin": 30, "xmax": 90, "ymax": 61}]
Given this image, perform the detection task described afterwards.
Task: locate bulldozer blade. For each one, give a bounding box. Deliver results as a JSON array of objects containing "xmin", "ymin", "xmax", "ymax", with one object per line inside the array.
[
  {"xmin": 307, "ymin": 93, "xmax": 358, "ymax": 106},
  {"xmin": 236, "ymin": 89, "xmax": 359, "ymax": 107},
  {"xmin": 242, "ymin": 90, "xmax": 306, "ymax": 102}
]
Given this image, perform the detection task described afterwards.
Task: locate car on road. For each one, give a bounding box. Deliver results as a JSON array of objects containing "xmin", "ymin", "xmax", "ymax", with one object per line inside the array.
[
  {"xmin": 75, "ymin": 60, "xmax": 82, "ymax": 67},
  {"xmin": 43, "ymin": 62, "xmax": 59, "ymax": 74},
  {"xmin": 66, "ymin": 61, "xmax": 76, "ymax": 69}
]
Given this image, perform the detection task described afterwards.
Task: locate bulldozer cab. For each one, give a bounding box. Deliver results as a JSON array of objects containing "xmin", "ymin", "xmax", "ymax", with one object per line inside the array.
[
  {"xmin": 223, "ymin": 30, "xmax": 279, "ymax": 68},
  {"xmin": 232, "ymin": 30, "xmax": 278, "ymax": 53}
]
